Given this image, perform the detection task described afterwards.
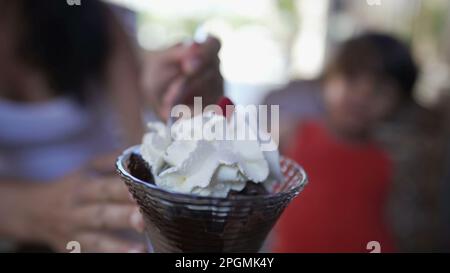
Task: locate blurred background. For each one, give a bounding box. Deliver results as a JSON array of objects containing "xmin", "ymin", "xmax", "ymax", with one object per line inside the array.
[
  {"xmin": 1, "ymin": 0, "xmax": 450, "ymax": 253},
  {"xmin": 108, "ymin": 0, "xmax": 450, "ymax": 106}
]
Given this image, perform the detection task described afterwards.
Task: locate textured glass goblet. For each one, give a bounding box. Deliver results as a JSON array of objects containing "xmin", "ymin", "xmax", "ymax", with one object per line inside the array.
[{"xmin": 116, "ymin": 146, "xmax": 307, "ymax": 253}]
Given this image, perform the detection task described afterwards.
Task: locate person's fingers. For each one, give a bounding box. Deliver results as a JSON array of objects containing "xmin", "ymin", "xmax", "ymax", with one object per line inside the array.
[
  {"xmin": 143, "ymin": 67, "xmax": 181, "ymax": 121},
  {"xmin": 77, "ymin": 176, "xmax": 133, "ymax": 204},
  {"xmin": 181, "ymin": 43, "xmax": 202, "ymax": 75},
  {"xmin": 73, "ymin": 204, "xmax": 144, "ymax": 232},
  {"xmin": 180, "ymin": 66, "xmax": 224, "ymax": 106},
  {"xmin": 181, "ymin": 36, "xmax": 221, "ymax": 75},
  {"xmin": 143, "ymin": 50, "xmax": 182, "ymax": 84},
  {"xmin": 76, "ymin": 232, "xmax": 146, "ymax": 253},
  {"xmin": 142, "ymin": 37, "xmax": 222, "ymax": 121},
  {"xmin": 166, "ymin": 37, "xmax": 220, "ymax": 71},
  {"xmin": 159, "ymin": 42, "xmax": 192, "ymax": 64},
  {"xmin": 141, "ymin": 48, "xmax": 185, "ymax": 116},
  {"xmin": 159, "ymin": 64, "xmax": 223, "ymax": 121},
  {"xmin": 160, "ymin": 76, "xmax": 188, "ymax": 121},
  {"xmin": 201, "ymin": 36, "xmax": 222, "ymax": 59}
]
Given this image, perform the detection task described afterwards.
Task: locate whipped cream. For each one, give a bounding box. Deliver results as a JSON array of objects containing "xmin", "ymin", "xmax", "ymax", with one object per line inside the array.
[{"xmin": 140, "ymin": 110, "xmax": 283, "ymax": 198}]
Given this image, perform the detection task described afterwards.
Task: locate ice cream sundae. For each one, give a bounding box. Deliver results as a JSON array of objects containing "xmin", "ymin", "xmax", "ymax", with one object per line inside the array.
[{"xmin": 116, "ymin": 97, "xmax": 307, "ymax": 252}]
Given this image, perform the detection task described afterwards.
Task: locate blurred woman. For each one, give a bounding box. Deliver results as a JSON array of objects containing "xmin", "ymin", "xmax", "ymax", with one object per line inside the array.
[{"xmin": 0, "ymin": 0, "xmax": 222, "ymax": 252}]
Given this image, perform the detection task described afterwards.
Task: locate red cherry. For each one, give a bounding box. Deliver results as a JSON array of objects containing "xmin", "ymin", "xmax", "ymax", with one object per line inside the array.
[{"xmin": 217, "ymin": 96, "xmax": 234, "ymax": 118}]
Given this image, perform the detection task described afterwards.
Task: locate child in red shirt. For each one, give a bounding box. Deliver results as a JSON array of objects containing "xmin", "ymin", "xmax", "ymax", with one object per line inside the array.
[{"xmin": 273, "ymin": 33, "xmax": 418, "ymax": 253}]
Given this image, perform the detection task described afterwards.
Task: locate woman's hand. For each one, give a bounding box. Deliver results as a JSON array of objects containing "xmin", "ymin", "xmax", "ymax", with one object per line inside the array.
[
  {"xmin": 142, "ymin": 36, "xmax": 224, "ymax": 121},
  {"xmin": 26, "ymin": 154, "xmax": 145, "ymax": 253}
]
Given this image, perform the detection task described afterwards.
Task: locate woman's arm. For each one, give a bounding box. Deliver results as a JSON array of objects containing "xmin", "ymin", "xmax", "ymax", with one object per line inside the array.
[{"xmin": 0, "ymin": 155, "xmax": 145, "ymax": 252}]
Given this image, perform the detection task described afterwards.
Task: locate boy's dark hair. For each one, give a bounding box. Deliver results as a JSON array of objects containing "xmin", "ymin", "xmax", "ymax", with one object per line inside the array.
[
  {"xmin": 325, "ymin": 32, "xmax": 419, "ymax": 99},
  {"xmin": 16, "ymin": 0, "xmax": 111, "ymax": 102}
]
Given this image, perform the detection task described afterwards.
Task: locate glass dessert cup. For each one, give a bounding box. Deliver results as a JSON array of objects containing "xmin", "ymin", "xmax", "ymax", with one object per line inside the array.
[{"xmin": 116, "ymin": 145, "xmax": 308, "ymax": 253}]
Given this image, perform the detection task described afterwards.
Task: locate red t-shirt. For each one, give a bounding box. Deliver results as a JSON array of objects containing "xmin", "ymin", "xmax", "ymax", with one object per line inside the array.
[{"xmin": 273, "ymin": 120, "xmax": 395, "ymax": 253}]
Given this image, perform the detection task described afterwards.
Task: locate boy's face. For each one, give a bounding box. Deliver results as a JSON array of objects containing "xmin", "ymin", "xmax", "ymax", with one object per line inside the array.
[{"xmin": 323, "ymin": 73, "xmax": 400, "ymax": 138}]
